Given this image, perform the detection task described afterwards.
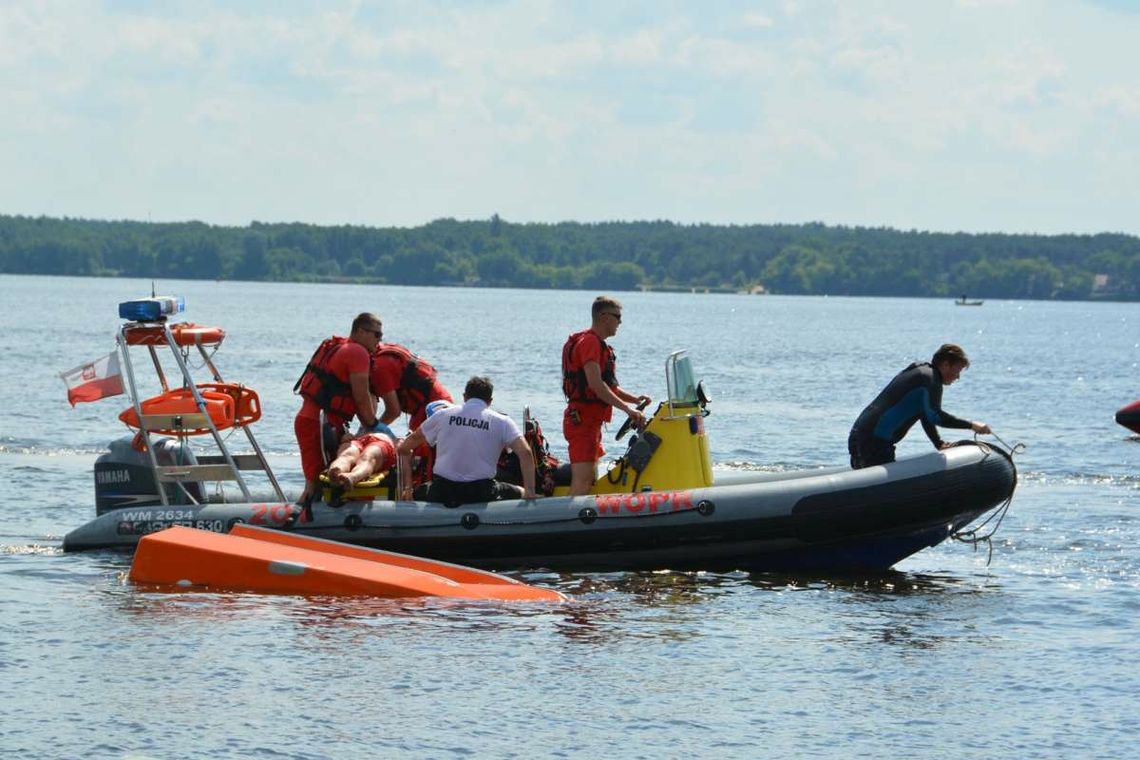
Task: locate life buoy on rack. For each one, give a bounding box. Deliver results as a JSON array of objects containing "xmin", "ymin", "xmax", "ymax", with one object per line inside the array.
[
  {"xmin": 119, "ymin": 387, "xmax": 243, "ymax": 436},
  {"xmin": 123, "ymin": 323, "xmax": 226, "ymax": 347}
]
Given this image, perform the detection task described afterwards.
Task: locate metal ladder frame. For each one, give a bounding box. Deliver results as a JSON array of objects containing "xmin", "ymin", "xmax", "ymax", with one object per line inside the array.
[{"xmin": 117, "ymin": 320, "xmax": 286, "ymax": 507}]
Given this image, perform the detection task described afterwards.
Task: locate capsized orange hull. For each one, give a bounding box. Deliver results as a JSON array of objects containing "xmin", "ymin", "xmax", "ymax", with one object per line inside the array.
[{"xmin": 129, "ymin": 525, "xmax": 564, "ymax": 602}]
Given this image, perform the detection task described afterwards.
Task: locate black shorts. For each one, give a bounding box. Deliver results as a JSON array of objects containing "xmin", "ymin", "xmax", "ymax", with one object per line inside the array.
[
  {"xmin": 426, "ymin": 476, "xmax": 519, "ymax": 507},
  {"xmin": 847, "ymin": 430, "xmax": 895, "ymax": 469}
]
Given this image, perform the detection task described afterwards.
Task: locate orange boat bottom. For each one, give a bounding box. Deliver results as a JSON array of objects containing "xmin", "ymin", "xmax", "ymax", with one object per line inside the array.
[{"xmin": 129, "ymin": 525, "xmax": 564, "ymax": 603}]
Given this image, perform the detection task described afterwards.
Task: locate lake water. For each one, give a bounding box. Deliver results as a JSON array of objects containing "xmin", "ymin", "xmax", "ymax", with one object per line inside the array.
[{"xmin": 1, "ymin": 274, "xmax": 1137, "ymax": 758}]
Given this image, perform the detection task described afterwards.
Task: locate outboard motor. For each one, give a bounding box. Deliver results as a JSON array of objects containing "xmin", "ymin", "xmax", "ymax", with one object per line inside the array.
[{"xmin": 94, "ymin": 435, "xmax": 202, "ymax": 514}]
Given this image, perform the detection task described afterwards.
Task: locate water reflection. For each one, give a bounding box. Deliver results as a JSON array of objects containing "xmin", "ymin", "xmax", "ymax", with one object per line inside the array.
[{"xmin": 2, "ymin": 542, "xmax": 63, "ymax": 557}]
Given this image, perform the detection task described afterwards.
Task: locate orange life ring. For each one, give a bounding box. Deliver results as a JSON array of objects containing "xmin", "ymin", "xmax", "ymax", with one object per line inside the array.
[
  {"xmin": 196, "ymin": 383, "xmax": 262, "ymax": 427},
  {"xmin": 119, "ymin": 388, "xmax": 237, "ymax": 436},
  {"xmin": 123, "ymin": 323, "xmax": 226, "ymax": 347}
]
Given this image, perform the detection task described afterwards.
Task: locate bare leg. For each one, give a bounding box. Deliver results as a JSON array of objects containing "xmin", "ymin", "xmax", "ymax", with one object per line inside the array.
[
  {"xmin": 569, "ymin": 461, "xmax": 597, "ymax": 496},
  {"xmin": 339, "ymin": 463, "xmax": 367, "ymax": 488},
  {"xmin": 327, "ymin": 441, "xmax": 362, "ymax": 487},
  {"xmin": 340, "ymin": 443, "xmax": 389, "ymax": 488}
]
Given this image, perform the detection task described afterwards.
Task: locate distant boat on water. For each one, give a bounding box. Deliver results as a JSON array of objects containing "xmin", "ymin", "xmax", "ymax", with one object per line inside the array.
[{"xmin": 955, "ymin": 294, "xmax": 984, "ymax": 306}]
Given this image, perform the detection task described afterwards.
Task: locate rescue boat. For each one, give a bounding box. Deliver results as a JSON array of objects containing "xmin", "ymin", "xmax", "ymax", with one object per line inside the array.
[{"xmin": 62, "ymin": 298, "xmax": 1019, "ymax": 573}]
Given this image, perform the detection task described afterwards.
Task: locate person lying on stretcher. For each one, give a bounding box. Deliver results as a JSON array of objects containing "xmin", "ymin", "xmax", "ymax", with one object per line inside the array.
[{"xmin": 326, "ymin": 426, "xmax": 399, "ymax": 489}]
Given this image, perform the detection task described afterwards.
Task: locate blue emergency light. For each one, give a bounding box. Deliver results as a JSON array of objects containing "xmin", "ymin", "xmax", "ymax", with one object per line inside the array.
[{"xmin": 118, "ymin": 296, "xmax": 185, "ymax": 322}]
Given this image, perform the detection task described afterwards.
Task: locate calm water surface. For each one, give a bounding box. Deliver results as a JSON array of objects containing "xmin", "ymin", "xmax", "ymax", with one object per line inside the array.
[{"xmin": 1, "ymin": 275, "xmax": 1137, "ymax": 758}]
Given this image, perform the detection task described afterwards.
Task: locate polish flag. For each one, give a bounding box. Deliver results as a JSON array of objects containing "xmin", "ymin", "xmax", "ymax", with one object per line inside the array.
[{"xmin": 60, "ymin": 351, "xmax": 125, "ymax": 406}]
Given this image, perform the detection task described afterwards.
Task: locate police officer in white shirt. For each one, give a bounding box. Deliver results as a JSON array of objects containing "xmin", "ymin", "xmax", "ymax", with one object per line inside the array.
[{"xmin": 397, "ymin": 376, "xmax": 537, "ymax": 506}]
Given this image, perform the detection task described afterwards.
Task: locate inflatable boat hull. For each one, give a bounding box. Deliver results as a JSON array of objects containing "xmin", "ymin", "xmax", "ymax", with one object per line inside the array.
[
  {"xmin": 65, "ymin": 442, "xmax": 1016, "ymax": 572},
  {"xmin": 1116, "ymin": 400, "xmax": 1140, "ymax": 435}
]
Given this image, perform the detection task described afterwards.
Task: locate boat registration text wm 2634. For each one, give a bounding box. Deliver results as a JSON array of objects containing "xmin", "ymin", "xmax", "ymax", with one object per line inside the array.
[{"xmin": 114, "ymin": 503, "xmax": 294, "ymax": 537}]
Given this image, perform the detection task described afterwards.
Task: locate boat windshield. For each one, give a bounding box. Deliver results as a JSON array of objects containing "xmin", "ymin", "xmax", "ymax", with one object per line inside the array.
[{"xmin": 667, "ymin": 352, "xmax": 700, "ymax": 405}]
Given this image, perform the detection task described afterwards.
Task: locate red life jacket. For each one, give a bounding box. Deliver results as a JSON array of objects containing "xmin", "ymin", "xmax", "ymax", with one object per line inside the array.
[
  {"xmin": 294, "ymin": 336, "xmax": 359, "ymax": 421},
  {"xmin": 374, "ymin": 343, "xmax": 441, "ymax": 416},
  {"xmin": 561, "ymin": 330, "xmax": 616, "ymax": 404}
]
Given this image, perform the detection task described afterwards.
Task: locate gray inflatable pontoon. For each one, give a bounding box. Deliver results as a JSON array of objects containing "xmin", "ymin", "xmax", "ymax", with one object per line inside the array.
[{"xmin": 65, "ymin": 438, "xmax": 1016, "ymax": 572}]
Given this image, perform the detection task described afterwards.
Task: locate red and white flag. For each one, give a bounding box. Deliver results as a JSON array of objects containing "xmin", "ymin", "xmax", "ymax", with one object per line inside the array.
[{"xmin": 59, "ymin": 351, "xmax": 125, "ymax": 406}]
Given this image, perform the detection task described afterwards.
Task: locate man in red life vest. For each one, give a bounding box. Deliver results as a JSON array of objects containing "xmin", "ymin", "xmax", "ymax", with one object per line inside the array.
[
  {"xmin": 562, "ymin": 296, "xmax": 651, "ymax": 496},
  {"xmin": 370, "ymin": 341, "xmax": 453, "ymax": 484},
  {"xmin": 293, "ymin": 313, "xmax": 383, "ymax": 504},
  {"xmin": 369, "ymin": 342, "xmax": 453, "ymax": 430}
]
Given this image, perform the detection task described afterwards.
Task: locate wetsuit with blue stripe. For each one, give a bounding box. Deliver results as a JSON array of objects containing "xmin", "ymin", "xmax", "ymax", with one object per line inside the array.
[{"xmin": 848, "ymin": 361, "xmax": 972, "ymax": 469}]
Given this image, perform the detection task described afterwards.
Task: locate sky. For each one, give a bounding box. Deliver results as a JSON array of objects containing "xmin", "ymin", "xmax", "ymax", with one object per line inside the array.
[{"xmin": 3, "ymin": 0, "xmax": 1139, "ymax": 236}]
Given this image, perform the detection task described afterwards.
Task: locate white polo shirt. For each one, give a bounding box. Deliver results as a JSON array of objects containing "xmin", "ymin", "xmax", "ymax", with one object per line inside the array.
[{"xmin": 419, "ymin": 398, "xmax": 523, "ymax": 482}]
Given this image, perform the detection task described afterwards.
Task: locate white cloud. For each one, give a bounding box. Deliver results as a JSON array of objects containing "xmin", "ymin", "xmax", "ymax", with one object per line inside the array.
[
  {"xmin": 611, "ymin": 28, "xmax": 666, "ymax": 65},
  {"xmin": 742, "ymin": 12, "xmax": 774, "ymax": 29},
  {"xmin": 1091, "ymin": 84, "xmax": 1140, "ymax": 116},
  {"xmin": 0, "ymin": 1, "xmax": 1138, "ymax": 234}
]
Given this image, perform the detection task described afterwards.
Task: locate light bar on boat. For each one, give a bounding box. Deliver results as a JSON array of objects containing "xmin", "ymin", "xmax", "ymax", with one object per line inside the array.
[{"xmin": 118, "ymin": 296, "xmax": 185, "ymax": 322}]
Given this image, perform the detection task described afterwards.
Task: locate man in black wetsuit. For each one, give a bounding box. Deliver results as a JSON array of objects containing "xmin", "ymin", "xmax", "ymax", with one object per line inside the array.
[{"xmin": 848, "ymin": 343, "xmax": 992, "ymax": 469}]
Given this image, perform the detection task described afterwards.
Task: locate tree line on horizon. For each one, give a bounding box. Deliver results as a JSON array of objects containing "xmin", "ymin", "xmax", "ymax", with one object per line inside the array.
[{"xmin": 1, "ymin": 213, "xmax": 1137, "ymax": 300}]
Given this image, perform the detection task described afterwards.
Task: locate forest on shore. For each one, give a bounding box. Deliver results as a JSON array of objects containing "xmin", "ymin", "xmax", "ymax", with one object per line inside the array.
[{"xmin": 1, "ymin": 214, "xmax": 1137, "ymax": 300}]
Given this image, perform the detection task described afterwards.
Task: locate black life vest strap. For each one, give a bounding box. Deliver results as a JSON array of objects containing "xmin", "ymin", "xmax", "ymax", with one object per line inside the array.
[{"xmin": 294, "ymin": 338, "xmax": 353, "ymax": 412}]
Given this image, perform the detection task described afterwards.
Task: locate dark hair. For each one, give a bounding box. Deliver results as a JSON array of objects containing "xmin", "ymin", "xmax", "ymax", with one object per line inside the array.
[
  {"xmin": 464, "ymin": 375, "xmax": 494, "ymax": 402},
  {"xmin": 932, "ymin": 343, "xmax": 970, "ymax": 368},
  {"xmin": 352, "ymin": 312, "xmax": 381, "ymax": 333},
  {"xmin": 591, "ymin": 296, "xmax": 622, "ymax": 318}
]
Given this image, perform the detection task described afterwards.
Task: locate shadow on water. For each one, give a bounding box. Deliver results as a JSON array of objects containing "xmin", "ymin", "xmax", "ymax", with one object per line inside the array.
[
  {"xmin": 746, "ymin": 568, "xmax": 1002, "ymax": 595},
  {"xmin": 550, "ymin": 566, "xmax": 998, "ymax": 600},
  {"xmin": 535, "ymin": 566, "xmax": 1005, "ymax": 644}
]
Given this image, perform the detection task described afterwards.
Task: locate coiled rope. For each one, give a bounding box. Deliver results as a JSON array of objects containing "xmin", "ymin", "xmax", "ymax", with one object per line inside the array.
[{"xmin": 950, "ymin": 433, "xmax": 1025, "ymax": 564}]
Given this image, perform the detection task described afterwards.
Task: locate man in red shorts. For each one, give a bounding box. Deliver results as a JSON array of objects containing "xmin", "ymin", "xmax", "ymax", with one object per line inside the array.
[
  {"xmin": 561, "ymin": 296, "xmax": 650, "ymax": 495},
  {"xmin": 293, "ymin": 313, "xmax": 383, "ymax": 504}
]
